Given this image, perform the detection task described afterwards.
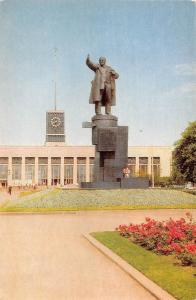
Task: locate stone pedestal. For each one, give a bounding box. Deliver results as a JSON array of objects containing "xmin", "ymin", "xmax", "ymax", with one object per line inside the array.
[
  {"xmin": 91, "ymin": 114, "xmax": 128, "ymax": 183},
  {"xmin": 82, "ymin": 114, "xmax": 149, "ymax": 189}
]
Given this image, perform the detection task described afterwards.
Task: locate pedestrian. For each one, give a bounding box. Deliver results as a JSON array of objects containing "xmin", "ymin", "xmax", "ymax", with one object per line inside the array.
[{"xmin": 8, "ymin": 186, "xmax": 12, "ymax": 195}]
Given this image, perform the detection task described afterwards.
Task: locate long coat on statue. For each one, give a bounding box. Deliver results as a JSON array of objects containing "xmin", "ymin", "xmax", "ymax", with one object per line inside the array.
[{"xmin": 86, "ymin": 58, "xmax": 119, "ymax": 106}]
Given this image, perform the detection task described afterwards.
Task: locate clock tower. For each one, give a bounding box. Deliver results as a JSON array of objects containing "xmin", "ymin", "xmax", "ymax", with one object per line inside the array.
[{"xmin": 45, "ymin": 110, "xmax": 66, "ymax": 146}]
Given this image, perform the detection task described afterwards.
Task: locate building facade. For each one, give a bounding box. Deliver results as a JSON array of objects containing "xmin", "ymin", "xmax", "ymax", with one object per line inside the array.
[
  {"xmin": 0, "ymin": 145, "xmax": 173, "ymax": 187},
  {"xmin": 0, "ymin": 109, "xmax": 173, "ymax": 187}
]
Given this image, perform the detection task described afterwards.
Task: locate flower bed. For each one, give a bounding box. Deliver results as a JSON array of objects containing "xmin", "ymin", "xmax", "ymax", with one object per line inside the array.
[
  {"xmin": 2, "ymin": 189, "xmax": 196, "ymax": 212},
  {"xmin": 116, "ymin": 212, "xmax": 196, "ymax": 266}
]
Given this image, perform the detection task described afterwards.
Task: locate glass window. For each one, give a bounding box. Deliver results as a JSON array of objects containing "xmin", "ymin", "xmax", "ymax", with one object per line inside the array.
[
  {"xmin": 77, "ymin": 158, "xmax": 86, "ymax": 183},
  {"xmin": 64, "ymin": 157, "xmax": 74, "ymax": 164},
  {"xmin": 51, "ymin": 157, "xmax": 61, "ymax": 164},
  {"xmin": 64, "ymin": 165, "xmax": 73, "ymax": 184},
  {"xmin": 38, "ymin": 165, "xmax": 48, "ymax": 185},
  {"xmin": 12, "ymin": 158, "xmax": 22, "ymax": 182},
  {"xmin": 0, "ymin": 157, "xmax": 8, "ymax": 164},
  {"xmin": 0, "ymin": 165, "xmax": 8, "ymax": 179},
  {"xmin": 89, "ymin": 157, "xmax": 94, "ymax": 181},
  {"xmin": 128, "ymin": 157, "xmax": 136, "ymax": 164},
  {"xmin": 89, "ymin": 164, "xmax": 94, "ymax": 181},
  {"xmin": 25, "ymin": 165, "xmax": 35, "ymax": 181},
  {"xmin": 25, "ymin": 157, "xmax": 35, "ymax": 164},
  {"xmin": 25, "ymin": 157, "xmax": 35, "ymax": 183},
  {"xmin": 152, "ymin": 157, "xmax": 160, "ymax": 178},
  {"xmin": 38, "ymin": 157, "xmax": 48, "ymax": 164},
  {"xmin": 153, "ymin": 157, "xmax": 160, "ymax": 164},
  {"xmin": 52, "ymin": 165, "xmax": 60, "ymax": 179},
  {"xmin": 77, "ymin": 165, "xmax": 86, "ymax": 183},
  {"xmin": 51, "ymin": 165, "xmax": 60, "ymax": 185},
  {"xmin": 128, "ymin": 157, "xmax": 136, "ymax": 176},
  {"xmin": 64, "ymin": 157, "xmax": 74, "ymax": 184},
  {"xmin": 89, "ymin": 157, "xmax": 95, "ymax": 164},
  {"xmin": 77, "ymin": 157, "xmax": 86, "ymax": 164},
  {"xmin": 12, "ymin": 165, "xmax": 21, "ymax": 180},
  {"xmin": 139, "ymin": 157, "xmax": 148, "ymax": 177},
  {"xmin": 139, "ymin": 157, "xmax": 148, "ymax": 164},
  {"xmin": 12, "ymin": 157, "xmax": 22, "ymax": 164}
]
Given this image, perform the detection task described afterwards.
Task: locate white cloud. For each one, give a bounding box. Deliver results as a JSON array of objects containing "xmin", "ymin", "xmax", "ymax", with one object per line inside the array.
[
  {"xmin": 161, "ymin": 82, "xmax": 196, "ymax": 98},
  {"xmin": 180, "ymin": 82, "xmax": 196, "ymax": 93},
  {"xmin": 175, "ymin": 63, "xmax": 196, "ymax": 76}
]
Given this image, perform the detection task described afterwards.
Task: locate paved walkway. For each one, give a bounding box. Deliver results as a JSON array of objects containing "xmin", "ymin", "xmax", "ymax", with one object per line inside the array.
[{"xmin": 0, "ymin": 209, "xmax": 195, "ymax": 300}]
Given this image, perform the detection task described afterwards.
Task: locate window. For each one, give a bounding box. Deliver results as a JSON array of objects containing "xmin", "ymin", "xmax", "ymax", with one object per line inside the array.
[
  {"xmin": 12, "ymin": 165, "xmax": 21, "ymax": 180},
  {"xmin": 25, "ymin": 157, "xmax": 35, "ymax": 164},
  {"xmin": 38, "ymin": 158, "xmax": 48, "ymax": 185},
  {"xmin": 51, "ymin": 157, "xmax": 61, "ymax": 185},
  {"xmin": 38, "ymin": 157, "xmax": 48, "ymax": 165},
  {"xmin": 0, "ymin": 157, "xmax": 8, "ymax": 164},
  {"xmin": 64, "ymin": 157, "xmax": 74, "ymax": 184},
  {"xmin": 12, "ymin": 157, "xmax": 22, "ymax": 181},
  {"xmin": 25, "ymin": 165, "xmax": 35, "ymax": 181},
  {"xmin": 0, "ymin": 165, "xmax": 8, "ymax": 180},
  {"xmin": 139, "ymin": 157, "xmax": 148, "ymax": 177},
  {"xmin": 25, "ymin": 157, "xmax": 35, "ymax": 183},
  {"xmin": 89, "ymin": 157, "xmax": 94, "ymax": 181},
  {"xmin": 152, "ymin": 157, "xmax": 160, "ymax": 178},
  {"xmin": 128, "ymin": 157, "xmax": 136, "ymax": 176},
  {"xmin": 0, "ymin": 158, "xmax": 8, "ymax": 181},
  {"xmin": 77, "ymin": 157, "xmax": 86, "ymax": 183}
]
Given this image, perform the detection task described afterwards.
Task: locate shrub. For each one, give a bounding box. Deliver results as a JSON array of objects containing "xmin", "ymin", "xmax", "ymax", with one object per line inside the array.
[{"xmin": 116, "ymin": 212, "xmax": 196, "ymax": 266}]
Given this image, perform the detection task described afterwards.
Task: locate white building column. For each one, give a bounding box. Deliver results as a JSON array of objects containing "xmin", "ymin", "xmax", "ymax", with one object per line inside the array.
[
  {"xmin": 48, "ymin": 157, "xmax": 51, "ymax": 186},
  {"xmin": 8, "ymin": 156, "xmax": 12, "ymax": 186},
  {"xmin": 86, "ymin": 157, "xmax": 90, "ymax": 182},
  {"xmin": 60, "ymin": 156, "xmax": 64, "ymax": 186},
  {"xmin": 73, "ymin": 157, "xmax": 77, "ymax": 185},
  {"xmin": 21, "ymin": 156, "xmax": 25, "ymax": 186},
  {"xmin": 34, "ymin": 157, "xmax": 38, "ymax": 185}
]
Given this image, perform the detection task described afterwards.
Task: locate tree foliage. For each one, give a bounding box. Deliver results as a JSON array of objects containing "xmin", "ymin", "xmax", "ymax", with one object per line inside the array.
[{"xmin": 172, "ymin": 121, "xmax": 196, "ymax": 183}]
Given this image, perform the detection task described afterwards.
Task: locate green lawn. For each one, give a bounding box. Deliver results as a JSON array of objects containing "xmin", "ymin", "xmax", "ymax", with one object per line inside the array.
[
  {"xmin": 0, "ymin": 188, "xmax": 195, "ymax": 212},
  {"xmin": 92, "ymin": 231, "xmax": 196, "ymax": 300},
  {"xmin": 18, "ymin": 189, "xmax": 41, "ymax": 198}
]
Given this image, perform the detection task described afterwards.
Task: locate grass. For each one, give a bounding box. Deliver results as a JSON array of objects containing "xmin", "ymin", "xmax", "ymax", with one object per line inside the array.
[
  {"xmin": 92, "ymin": 231, "xmax": 196, "ymax": 300},
  {"xmin": 0, "ymin": 188, "xmax": 195, "ymax": 212},
  {"xmin": 18, "ymin": 189, "xmax": 41, "ymax": 198}
]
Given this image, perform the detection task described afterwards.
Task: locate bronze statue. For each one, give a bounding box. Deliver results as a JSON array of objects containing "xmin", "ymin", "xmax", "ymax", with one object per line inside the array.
[{"xmin": 86, "ymin": 55, "xmax": 119, "ymax": 115}]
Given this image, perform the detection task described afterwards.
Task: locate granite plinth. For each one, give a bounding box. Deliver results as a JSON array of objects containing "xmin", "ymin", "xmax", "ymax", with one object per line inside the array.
[
  {"xmin": 81, "ymin": 177, "xmax": 149, "ymax": 189},
  {"xmin": 91, "ymin": 114, "xmax": 128, "ymax": 183},
  {"xmin": 121, "ymin": 177, "xmax": 149, "ymax": 189},
  {"xmin": 81, "ymin": 181, "xmax": 120, "ymax": 189}
]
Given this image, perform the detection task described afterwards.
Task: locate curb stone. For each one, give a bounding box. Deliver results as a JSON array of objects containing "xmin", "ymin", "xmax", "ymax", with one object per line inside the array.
[{"xmin": 83, "ymin": 233, "xmax": 176, "ymax": 300}]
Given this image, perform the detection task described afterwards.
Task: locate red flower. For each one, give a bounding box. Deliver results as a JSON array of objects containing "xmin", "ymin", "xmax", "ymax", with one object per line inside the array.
[
  {"xmin": 171, "ymin": 242, "xmax": 183, "ymax": 253},
  {"xmin": 185, "ymin": 243, "xmax": 196, "ymax": 254}
]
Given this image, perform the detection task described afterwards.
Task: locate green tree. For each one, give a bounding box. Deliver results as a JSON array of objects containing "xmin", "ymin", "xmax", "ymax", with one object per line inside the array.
[{"xmin": 172, "ymin": 121, "xmax": 196, "ymax": 183}]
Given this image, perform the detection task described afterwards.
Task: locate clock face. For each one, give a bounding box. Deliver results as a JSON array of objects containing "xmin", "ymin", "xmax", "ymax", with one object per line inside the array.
[{"xmin": 51, "ymin": 116, "xmax": 61, "ymax": 128}]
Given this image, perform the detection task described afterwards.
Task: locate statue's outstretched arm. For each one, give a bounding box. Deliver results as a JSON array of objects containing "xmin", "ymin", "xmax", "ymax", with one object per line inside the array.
[{"xmin": 86, "ymin": 55, "xmax": 98, "ymax": 72}]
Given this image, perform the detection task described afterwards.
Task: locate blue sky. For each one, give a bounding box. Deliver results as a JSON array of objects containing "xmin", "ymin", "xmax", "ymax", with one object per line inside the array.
[{"xmin": 0, "ymin": 0, "xmax": 195, "ymax": 146}]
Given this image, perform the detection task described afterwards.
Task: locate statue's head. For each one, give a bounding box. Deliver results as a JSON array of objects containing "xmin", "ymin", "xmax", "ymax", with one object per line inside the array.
[{"xmin": 99, "ymin": 57, "xmax": 106, "ymax": 66}]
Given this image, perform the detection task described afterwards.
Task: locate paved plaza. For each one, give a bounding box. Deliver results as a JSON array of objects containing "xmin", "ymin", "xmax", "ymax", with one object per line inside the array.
[{"xmin": 0, "ymin": 209, "xmax": 195, "ymax": 300}]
